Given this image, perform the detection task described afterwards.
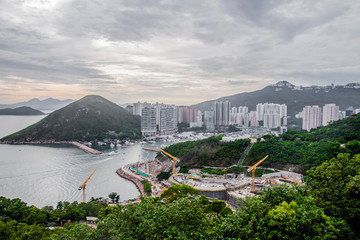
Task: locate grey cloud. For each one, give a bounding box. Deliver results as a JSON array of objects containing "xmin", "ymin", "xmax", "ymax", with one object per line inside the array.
[{"xmin": 0, "ymin": 0, "xmax": 359, "ymax": 105}]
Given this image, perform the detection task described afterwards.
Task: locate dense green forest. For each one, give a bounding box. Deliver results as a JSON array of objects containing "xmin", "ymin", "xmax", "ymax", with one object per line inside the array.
[
  {"xmin": 1, "ymin": 153, "xmax": 359, "ymax": 239},
  {"xmin": 161, "ymin": 136, "xmax": 250, "ymax": 168},
  {"xmin": 245, "ymin": 113, "xmax": 360, "ymax": 173}
]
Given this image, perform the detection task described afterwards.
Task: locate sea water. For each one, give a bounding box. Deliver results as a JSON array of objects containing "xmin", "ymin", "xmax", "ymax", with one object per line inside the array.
[{"xmin": 0, "ymin": 115, "xmax": 163, "ymax": 207}]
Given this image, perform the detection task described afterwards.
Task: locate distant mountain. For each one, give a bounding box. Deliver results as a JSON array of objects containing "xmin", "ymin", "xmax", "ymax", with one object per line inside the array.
[
  {"xmin": 0, "ymin": 107, "xmax": 45, "ymax": 116},
  {"xmin": 191, "ymin": 81, "xmax": 360, "ymax": 128},
  {"xmin": 0, "ymin": 98, "xmax": 75, "ymax": 111},
  {"xmin": 1, "ymin": 95, "xmax": 141, "ymax": 142}
]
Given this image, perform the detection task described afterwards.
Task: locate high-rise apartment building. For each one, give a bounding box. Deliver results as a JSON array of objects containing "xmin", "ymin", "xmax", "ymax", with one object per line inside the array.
[
  {"xmin": 322, "ymin": 104, "xmax": 339, "ymax": 126},
  {"xmin": 249, "ymin": 111, "xmax": 258, "ymax": 127},
  {"xmin": 204, "ymin": 110, "xmax": 215, "ymax": 131},
  {"xmin": 257, "ymin": 103, "xmax": 287, "ymax": 128},
  {"xmin": 159, "ymin": 105, "xmax": 178, "ymax": 135},
  {"xmin": 214, "ymin": 101, "xmax": 231, "ymax": 126},
  {"xmin": 178, "ymin": 106, "xmax": 199, "ymax": 123},
  {"xmin": 141, "ymin": 106, "xmax": 157, "ymax": 137},
  {"xmin": 302, "ymin": 105, "xmax": 322, "ymax": 131}
]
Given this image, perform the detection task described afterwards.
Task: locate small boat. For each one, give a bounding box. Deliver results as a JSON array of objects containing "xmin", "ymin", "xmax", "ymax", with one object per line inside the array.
[{"xmin": 110, "ymin": 143, "xmax": 115, "ymax": 148}]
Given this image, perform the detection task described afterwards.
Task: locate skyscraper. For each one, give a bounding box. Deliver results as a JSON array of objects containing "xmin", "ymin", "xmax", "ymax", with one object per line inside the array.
[
  {"xmin": 141, "ymin": 106, "xmax": 157, "ymax": 137},
  {"xmin": 257, "ymin": 103, "xmax": 287, "ymax": 128},
  {"xmin": 302, "ymin": 105, "xmax": 322, "ymax": 131},
  {"xmin": 204, "ymin": 110, "xmax": 215, "ymax": 131},
  {"xmin": 322, "ymin": 104, "xmax": 339, "ymax": 126},
  {"xmin": 214, "ymin": 101, "xmax": 231, "ymax": 126},
  {"xmin": 159, "ymin": 105, "xmax": 178, "ymax": 135}
]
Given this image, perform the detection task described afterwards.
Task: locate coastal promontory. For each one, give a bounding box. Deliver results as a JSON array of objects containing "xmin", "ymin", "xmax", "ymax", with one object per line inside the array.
[{"xmin": 1, "ymin": 95, "xmax": 141, "ymax": 142}]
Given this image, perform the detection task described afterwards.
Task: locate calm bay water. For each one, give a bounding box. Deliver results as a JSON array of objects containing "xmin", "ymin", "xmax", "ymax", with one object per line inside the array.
[{"xmin": 0, "ymin": 115, "xmax": 165, "ymax": 207}]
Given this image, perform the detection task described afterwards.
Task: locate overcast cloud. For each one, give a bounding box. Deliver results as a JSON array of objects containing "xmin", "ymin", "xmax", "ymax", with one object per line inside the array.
[{"xmin": 0, "ymin": 0, "xmax": 359, "ymax": 104}]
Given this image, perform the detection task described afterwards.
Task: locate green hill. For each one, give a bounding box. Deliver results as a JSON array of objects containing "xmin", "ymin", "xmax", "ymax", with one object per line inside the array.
[
  {"xmin": 162, "ymin": 113, "xmax": 360, "ymax": 174},
  {"xmin": 1, "ymin": 95, "xmax": 141, "ymax": 142},
  {"xmin": 0, "ymin": 106, "xmax": 45, "ymax": 115},
  {"xmin": 245, "ymin": 113, "xmax": 360, "ymax": 173},
  {"xmin": 161, "ymin": 136, "xmax": 250, "ymax": 169}
]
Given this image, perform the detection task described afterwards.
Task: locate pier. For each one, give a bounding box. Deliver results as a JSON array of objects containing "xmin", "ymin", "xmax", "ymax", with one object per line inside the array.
[
  {"xmin": 143, "ymin": 147, "xmax": 161, "ymax": 152},
  {"xmin": 70, "ymin": 141, "xmax": 102, "ymax": 155}
]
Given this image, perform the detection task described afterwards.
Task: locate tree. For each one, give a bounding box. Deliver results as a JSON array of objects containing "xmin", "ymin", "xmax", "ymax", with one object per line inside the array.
[
  {"xmin": 306, "ymin": 153, "xmax": 360, "ymax": 236},
  {"xmin": 108, "ymin": 192, "xmax": 120, "ymax": 204},
  {"xmin": 160, "ymin": 184, "xmax": 198, "ymax": 202},
  {"xmin": 92, "ymin": 197, "xmax": 218, "ymax": 239}
]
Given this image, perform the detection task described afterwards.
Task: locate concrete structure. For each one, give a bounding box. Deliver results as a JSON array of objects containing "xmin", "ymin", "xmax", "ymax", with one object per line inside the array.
[
  {"xmin": 302, "ymin": 105, "xmax": 322, "ymax": 131},
  {"xmin": 322, "ymin": 104, "xmax": 339, "ymax": 126},
  {"xmin": 214, "ymin": 101, "xmax": 231, "ymax": 127},
  {"xmin": 257, "ymin": 103, "xmax": 287, "ymax": 128},
  {"xmin": 204, "ymin": 110, "xmax": 215, "ymax": 131},
  {"xmin": 141, "ymin": 106, "xmax": 157, "ymax": 137},
  {"xmin": 159, "ymin": 105, "xmax": 178, "ymax": 135}
]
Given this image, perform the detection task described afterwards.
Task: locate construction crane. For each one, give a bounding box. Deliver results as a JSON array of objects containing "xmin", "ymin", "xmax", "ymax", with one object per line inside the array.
[
  {"xmin": 160, "ymin": 149, "xmax": 179, "ymax": 175},
  {"xmin": 247, "ymin": 155, "xmax": 268, "ymax": 194},
  {"xmin": 78, "ymin": 169, "xmax": 96, "ymax": 203}
]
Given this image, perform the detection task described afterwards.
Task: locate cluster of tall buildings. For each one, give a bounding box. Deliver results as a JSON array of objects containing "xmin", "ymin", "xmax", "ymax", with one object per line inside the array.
[
  {"xmin": 204, "ymin": 101, "xmax": 288, "ymax": 131},
  {"xmin": 133, "ymin": 102, "xmax": 202, "ymax": 137},
  {"xmin": 301, "ymin": 104, "xmax": 344, "ymax": 131},
  {"xmin": 133, "ymin": 99, "xmax": 359, "ymax": 135},
  {"xmin": 301, "ymin": 104, "xmax": 360, "ymax": 131}
]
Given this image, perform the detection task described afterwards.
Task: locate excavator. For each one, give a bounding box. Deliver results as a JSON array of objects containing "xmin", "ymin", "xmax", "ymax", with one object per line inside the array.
[
  {"xmin": 78, "ymin": 169, "xmax": 96, "ymax": 203},
  {"xmin": 160, "ymin": 149, "xmax": 179, "ymax": 175},
  {"xmin": 247, "ymin": 155, "xmax": 268, "ymax": 194}
]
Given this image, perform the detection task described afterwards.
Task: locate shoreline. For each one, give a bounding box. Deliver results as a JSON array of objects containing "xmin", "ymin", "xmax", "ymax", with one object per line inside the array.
[{"xmin": 116, "ymin": 166, "xmax": 146, "ymax": 197}]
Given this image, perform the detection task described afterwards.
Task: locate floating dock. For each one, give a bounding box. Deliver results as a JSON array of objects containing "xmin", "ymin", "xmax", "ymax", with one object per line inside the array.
[{"xmin": 70, "ymin": 141, "xmax": 102, "ymax": 155}]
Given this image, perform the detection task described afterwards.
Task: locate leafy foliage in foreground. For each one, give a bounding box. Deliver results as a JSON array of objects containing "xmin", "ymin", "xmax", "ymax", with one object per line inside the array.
[
  {"xmin": 306, "ymin": 153, "xmax": 360, "ymax": 236},
  {"xmin": 1, "ymin": 154, "xmax": 360, "ymax": 239},
  {"xmin": 161, "ymin": 136, "xmax": 250, "ymax": 167}
]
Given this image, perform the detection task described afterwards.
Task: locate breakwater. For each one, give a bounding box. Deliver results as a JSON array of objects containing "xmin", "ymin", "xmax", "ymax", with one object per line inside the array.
[
  {"xmin": 70, "ymin": 141, "xmax": 102, "ymax": 155},
  {"xmin": 116, "ymin": 166, "xmax": 146, "ymax": 196}
]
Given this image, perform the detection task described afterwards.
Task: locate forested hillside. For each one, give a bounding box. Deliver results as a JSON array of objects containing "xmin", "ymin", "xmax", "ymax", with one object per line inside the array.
[
  {"xmin": 245, "ymin": 113, "xmax": 360, "ymax": 173},
  {"xmin": 161, "ymin": 136, "xmax": 250, "ymax": 168}
]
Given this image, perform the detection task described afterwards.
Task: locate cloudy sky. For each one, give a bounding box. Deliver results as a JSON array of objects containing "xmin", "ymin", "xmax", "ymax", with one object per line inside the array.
[{"xmin": 1, "ymin": 0, "xmax": 359, "ymax": 105}]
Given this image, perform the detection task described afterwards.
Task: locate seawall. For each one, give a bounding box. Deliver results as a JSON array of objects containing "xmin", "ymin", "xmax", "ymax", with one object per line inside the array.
[
  {"xmin": 116, "ymin": 167, "xmax": 146, "ymax": 197},
  {"xmin": 70, "ymin": 141, "xmax": 102, "ymax": 155}
]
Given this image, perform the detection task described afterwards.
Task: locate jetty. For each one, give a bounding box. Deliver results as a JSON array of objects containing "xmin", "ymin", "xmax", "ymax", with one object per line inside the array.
[
  {"xmin": 143, "ymin": 147, "xmax": 161, "ymax": 152},
  {"xmin": 70, "ymin": 141, "xmax": 102, "ymax": 155}
]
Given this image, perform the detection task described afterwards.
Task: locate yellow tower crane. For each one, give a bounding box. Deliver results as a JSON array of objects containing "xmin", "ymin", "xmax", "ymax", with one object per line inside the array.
[
  {"xmin": 247, "ymin": 155, "xmax": 268, "ymax": 194},
  {"xmin": 160, "ymin": 149, "xmax": 179, "ymax": 175},
  {"xmin": 78, "ymin": 169, "xmax": 96, "ymax": 203}
]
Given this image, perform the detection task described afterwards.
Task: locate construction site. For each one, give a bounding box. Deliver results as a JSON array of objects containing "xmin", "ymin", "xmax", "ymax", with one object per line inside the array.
[{"xmin": 117, "ymin": 148, "xmax": 303, "ymax": 208}]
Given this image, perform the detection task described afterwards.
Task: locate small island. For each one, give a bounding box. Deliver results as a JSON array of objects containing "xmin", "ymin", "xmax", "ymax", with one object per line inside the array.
[{"xmin": 0, "ymin": 106, "xmax": 45, "ymax": 115}]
